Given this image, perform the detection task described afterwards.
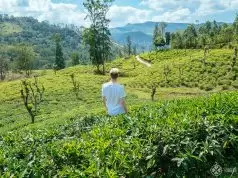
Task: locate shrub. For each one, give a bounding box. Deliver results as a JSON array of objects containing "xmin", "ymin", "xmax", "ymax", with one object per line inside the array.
[
  {"xmin": 222, "ymin": 85, "xmax": 229, "ymax": 90},
  {"xmin": 1, "ymin": 93, "xmax": 238, "ymax": 177},
  {"xmin": 171, "ymin": 79, "xmax": 180, "ymax": 87},
  {"xmin": 232, "ymin": 66, "xmax": 238, "ymax": 73},
  {"xmin": 217, "ymin": 70, "xmax": 227, "ymax": 77},
  {"xmin": 159, "ymin": 81, "xmax": 166, "ymax": 87},
  {"xmin": 218, "ymin": 80, "xmax": 231, "ymax": 86},
  {"xmin": 226, "ymin": 65, "xmax": 232, "ymax": 72},
  {"xmin": 232, "ymin": 81, "xmax": 238, "ymax": 89},
  {"xmin": 186, "ymin": 82, "xmax": 194, "ymax": 88},
  {"xmin": 203, "ymin": 84, "xmax": 214, "ymax": 91},
  {"xmin": 205, "ymin": 66, "xmax": 212, "ymax": 73},
  {"xmin": 70, "ymin": 74, "xmax": 80, "ymax": 100},
  {"xmin": 211, "ymin": 68, "xmax": 217, "ymax": 74}
]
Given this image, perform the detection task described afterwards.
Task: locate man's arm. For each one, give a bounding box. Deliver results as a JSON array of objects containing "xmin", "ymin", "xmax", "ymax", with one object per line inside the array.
[
  {"xmin": 120, "ymin": 98, "xmax": 128, "ymax": 114},
  {"xmin": 102, "ymin": 96, "xmax": 107, "ymax": 111},
  {"xmin": 102, "ymin": 85, "xmax": 107, "ymax": 112},
  {"xmin": 120, "ymin": 86, "xmax": 128, "ymax": 113}
]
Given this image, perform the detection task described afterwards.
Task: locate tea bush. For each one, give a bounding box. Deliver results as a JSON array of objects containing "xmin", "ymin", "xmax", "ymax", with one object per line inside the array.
[
  {"xmin": 0, "ymin": 92, "xmax": 237, "ymax": 177},
  {"xmin": 232, "ymin": 80, "xmax": 238, "ymax": 88},
  {"xmin": 132, "ymin": 49, "xmax": 238, "ymax": 91}
]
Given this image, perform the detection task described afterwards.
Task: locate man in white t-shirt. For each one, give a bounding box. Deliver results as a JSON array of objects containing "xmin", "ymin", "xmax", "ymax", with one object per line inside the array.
[{"xmin": 102, "ymin": 68, "xmax": 128, "ymax": 116}]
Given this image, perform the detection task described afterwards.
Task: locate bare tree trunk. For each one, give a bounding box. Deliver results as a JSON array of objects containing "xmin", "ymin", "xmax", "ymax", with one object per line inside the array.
[
  {"xmin": 151, "ymin": 86, "xmax": 156, "ymax": 101},
  {"xmin": 102, "ymin": 63, "xmax": 105, "ymax": 75}
]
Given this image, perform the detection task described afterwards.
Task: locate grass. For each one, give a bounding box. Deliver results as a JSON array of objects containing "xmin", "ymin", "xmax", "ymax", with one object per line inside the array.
[
  {"xmin": 0, "ymin": 49, "xmax": 237, "ymax": 134},
  {"xmin": 0, "ymin": 66, "xmax": 152, "ymax": 134}
]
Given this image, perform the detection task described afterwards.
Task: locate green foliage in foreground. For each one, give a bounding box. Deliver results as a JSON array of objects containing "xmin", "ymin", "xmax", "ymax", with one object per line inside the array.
[{"xmin": 0, "ymin": 92, "xmax": 237, "ymax": 177}]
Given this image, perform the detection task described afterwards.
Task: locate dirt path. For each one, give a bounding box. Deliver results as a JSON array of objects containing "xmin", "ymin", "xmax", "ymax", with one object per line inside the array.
[{"xmin": 136, "ymin": 55, "xmax": 152, "ymax": 67}]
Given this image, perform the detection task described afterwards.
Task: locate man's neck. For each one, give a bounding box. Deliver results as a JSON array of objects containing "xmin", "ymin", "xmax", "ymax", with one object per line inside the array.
[{"xmin": 111, "ymin": 79, "xmax": 117, "ymax": 83}]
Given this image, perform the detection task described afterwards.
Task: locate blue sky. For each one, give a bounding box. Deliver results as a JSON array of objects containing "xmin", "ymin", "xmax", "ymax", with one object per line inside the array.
[{"xmin": 0, "ymin": 0, "xmax": 237, "ymax": 27}]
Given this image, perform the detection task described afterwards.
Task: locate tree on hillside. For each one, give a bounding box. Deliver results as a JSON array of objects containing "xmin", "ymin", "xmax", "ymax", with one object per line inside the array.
[
  {"xmin": 153, "ymin": 24, "xmax": 166, "ymax": 50},
  {"xmin": 212, "ymin": 20, "xmax": 220, "ymax": 35},
  {"xmin": 52, "ymin": 33, "xmax": 65, "ymax": 70},
  {"xmin": 220, "ymin": 25, "xmax": 233, "ymax": 43},
  {"xmin": 165, "ymin": 32, "xmax": 171, "ymax": 45},
  {"xmin": 14, "ymin": 44, "xmax": 35, "ymax": 76},
  {"xmin": 83, "ymin": 0, "xmax": 113, "ymax": 74},
  {"xmin": 232, "ymin": 47, "xmax": 237, "ymax": 67},
  {"xmin": 153, "ymin": 23, "xmax": 159, "ymax": 49},
  {"xmin": 155, "ymin": 36, "xmax": 166, "ymax": 49},
  {"xmin": 159, "ymin": 22, "xmax": 167, "ymax": 37},
  {"xmin": 233, "ymin": 14, "xmax": 238, "ymax": 42},
  {"xmin": 133, "ymin": 45, "xmax": 137, "ymax": 55},
  {"xmin": 170, "ymin": 16, "xmax": 238, "ymax": 50},
  {"xmin": 71, "ymin": 52, "xmax": 80, "ymax": 66},
  {"xmin": 183, "ymin": 25, "xmax": 197, "ymax": 48},
  {"xmin": 171, "ymin": 32, "xmax": 183, "ymax": 52},
  {"xmin": 126, "ymin": 36, "xmax": 132, "ymax": 56},
  {"xmin": 20, "ymin": 76, "xmax": 45, "ymax": 123},
  {"xmin": 0, "ymin": 56, "xmax": 9, "ymax": 80}
]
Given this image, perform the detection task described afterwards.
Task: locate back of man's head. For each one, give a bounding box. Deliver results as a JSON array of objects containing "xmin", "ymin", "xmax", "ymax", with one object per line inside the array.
[{"xmin": 110, "ymin": 68, "xmax": 119, "ymax": 79}]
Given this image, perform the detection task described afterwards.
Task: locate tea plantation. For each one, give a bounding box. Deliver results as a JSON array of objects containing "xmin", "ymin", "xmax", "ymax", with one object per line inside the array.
[{"xmin": 0, "ymin": 49, "xmax": 238, "ymax": 177}]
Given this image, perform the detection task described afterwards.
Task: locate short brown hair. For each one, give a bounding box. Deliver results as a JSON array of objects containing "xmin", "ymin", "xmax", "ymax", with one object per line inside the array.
[{"xmin": 110, "ymin": 68, "xmax": 119, "ymax": 79}]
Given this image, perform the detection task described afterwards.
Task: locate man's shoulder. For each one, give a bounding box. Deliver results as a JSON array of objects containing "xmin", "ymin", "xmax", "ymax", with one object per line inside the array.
[
  {"xmin": 102, "ymin": 82, "xmax": 124, "ymax": 89},
  {"xmin": 102, "ymin": 82, "xmax": 111, "ymax": 87}
]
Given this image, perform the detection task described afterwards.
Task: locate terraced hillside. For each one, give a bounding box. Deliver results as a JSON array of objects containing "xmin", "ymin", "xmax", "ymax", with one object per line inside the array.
[{"xmin": 119, "ymin": 49, "xmax": 238, "ymax": 91}]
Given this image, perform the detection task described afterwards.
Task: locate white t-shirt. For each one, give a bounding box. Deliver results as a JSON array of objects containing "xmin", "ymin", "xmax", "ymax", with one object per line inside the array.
[{"xmin": 102, "ymin": 82, "xmax": 126, "ymax": 116}]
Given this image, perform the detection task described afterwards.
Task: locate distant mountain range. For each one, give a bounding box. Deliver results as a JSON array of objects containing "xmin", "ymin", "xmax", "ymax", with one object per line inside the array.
[{"xmin": 110, "ymin": 21, "xmax": 190, "ymax": 50}]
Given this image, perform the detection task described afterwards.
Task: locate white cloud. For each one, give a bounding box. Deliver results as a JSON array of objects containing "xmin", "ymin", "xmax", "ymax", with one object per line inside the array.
[
  {"xmin": 141, "ymin": 0, "xmax": 238, "ymax": 23},
  {"xmin": 0, "ymin": 0, "xmax": 18, "ymax": 12},
  {"xmin": 0, "ymin": 0, "xmax": 87, "ymax": 26},
  {"xmin": 27, "ymin": 0, "xmax": 51, "ymax": 12},
  {"xmin": 0, "ymin": 0, "xmax": 152, "ymax": 27},
  {"xmin": 196, "ymin": 0, "xmax": 227, "ymax": 16},
  {"xmin": 140, "ymin": 0, "xmax": 200, "ymax": 12},
  {"xmin": 108, "ymin": 5, "xmax": 152, "ymax": 27},
  {"xmin": 141, "ymin": 0, "xmax": 238, "ymax": 12},
  {"xmin": 0, "ymin": 0, "xmax": 237, "ymax": 27},
  {"xmin": 152, "ymin": 7, "xmax": 192, "ymax": 22}
]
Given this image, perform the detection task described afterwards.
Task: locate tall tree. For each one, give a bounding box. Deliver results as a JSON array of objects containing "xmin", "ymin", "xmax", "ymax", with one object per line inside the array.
[
  {"xmin": 171, "ymin": 32, "xmax": 183, "ymax": 50},
  {"xmin": 71, "ymin": 52, "xmax": 80, "ymax": 66},
  {"xmin": 159, "ymin": 22, "xmax": 167, "ymax": 37},
  {"xmin": 126, "ymin": 36, "xmax": 132, "ymax": 56},
  {"xmin": 212, "ymin": 20, "xmax": 220, "ymax": 35},
  {"xmin": 153, "ymin": 24, "xmax": 165, "ymax": 49},
  {"xmin": 133, "ymin": 45, "xmax": 137, "ymax": 55},
  {"xmin": 153, "ymin": 23, "xmax": 159, "ymax": 49},
  {"xmin": 155, "ymin": 36, "xmax": 166, "ymax": 49},
  {"xmin": 52, "ymin": 34, "xmax": 65, "ymax": 70},
  {"xmin": 0, "ymin": 56, "xmax": 8, "ymax": 80},
  {"xmin": 83, "ymin": 0, "xmax": 113, "ymax": 74},
  {"xmin": 233, "ymin": 14, "xmax": 238, "ymax": 42},
  {"xmin": 165, "ymin": 32, "xmax": 171, "ymax": 45},
  {"xmin": 15, "ymin": 44, "xmax": 34, "ymax": 76},
  {"xmin": 220, "ymin": 25, "xmax": 233, "ymax": 43},
  {"xmin": 183, "ymin": 25, "xmax": 197, "ymax": 48}
]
